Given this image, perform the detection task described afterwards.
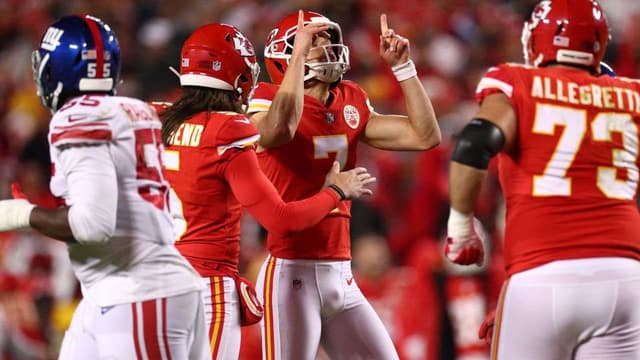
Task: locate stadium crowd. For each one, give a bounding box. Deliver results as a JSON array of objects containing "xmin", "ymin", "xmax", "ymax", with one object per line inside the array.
[{"xmin": 0, "ymin": 0, "xmax": 639, "ymax": 359}]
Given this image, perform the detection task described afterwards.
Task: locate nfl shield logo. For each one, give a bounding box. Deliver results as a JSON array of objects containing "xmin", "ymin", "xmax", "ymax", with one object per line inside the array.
[{"xmin": 212, "ymin": 61, "xmax": 222, "ymax": 71}]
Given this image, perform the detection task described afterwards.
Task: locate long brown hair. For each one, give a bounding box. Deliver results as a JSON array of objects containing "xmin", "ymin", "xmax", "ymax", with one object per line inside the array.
[{"xmin": 161, "ymin": 87, "xmax": 242, "ymax": 145}]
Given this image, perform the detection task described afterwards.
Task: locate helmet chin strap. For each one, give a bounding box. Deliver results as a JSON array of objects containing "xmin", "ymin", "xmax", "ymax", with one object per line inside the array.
[{"xmin": 168, "ymin": 66, "xmax": 180, "ymax": 79}]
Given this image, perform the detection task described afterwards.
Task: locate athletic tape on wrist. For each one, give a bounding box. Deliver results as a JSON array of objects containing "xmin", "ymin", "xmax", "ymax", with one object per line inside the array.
[{"xmin": 391, "ymin": 60, "xmax": 417, "ymax": 82}]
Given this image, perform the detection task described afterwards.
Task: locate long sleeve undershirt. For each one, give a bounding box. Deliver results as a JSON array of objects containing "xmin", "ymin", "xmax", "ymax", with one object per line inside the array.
[{"xmin": 224, "ymin": 150, "xmax": 340, "ymax": 234}]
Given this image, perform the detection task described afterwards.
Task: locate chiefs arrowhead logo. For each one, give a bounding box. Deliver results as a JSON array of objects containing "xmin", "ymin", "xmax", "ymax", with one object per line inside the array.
[{"xmin": 233, "ymin": 32, "xmax": 255, "ymax": 57}]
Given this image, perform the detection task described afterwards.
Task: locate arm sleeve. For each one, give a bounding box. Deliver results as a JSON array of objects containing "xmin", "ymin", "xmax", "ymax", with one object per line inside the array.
[
  {"xmin": 224, "ymin": 150, "xmax": 340, "ymax": 234},
  {"xmin": 57, "ymin": 144, "xmax": 117, "ymax": 243}
]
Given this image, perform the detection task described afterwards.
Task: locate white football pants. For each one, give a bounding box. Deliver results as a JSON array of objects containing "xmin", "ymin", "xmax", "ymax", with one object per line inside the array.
[
  {"xmin": 201, "ymin": 276, "xmax": 241, "ymax": 360},
  {"xmin": 58, "ymin": 291, "xmax": 209, "ymax": 359},
  {"xmin": 493, "ymin": 257, "xmax": 640, "ymax": 359},
  {"xmin": 256, "ymin": 255, "xmax": 399, "ymax": 360}
]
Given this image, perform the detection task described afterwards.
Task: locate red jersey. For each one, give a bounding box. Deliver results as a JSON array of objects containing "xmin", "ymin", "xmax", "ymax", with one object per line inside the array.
[
  {"xmin": 476, "ymin": 63, "xmax": 640, "ymax": 276},
  {"xmin": 163, "ymin": 111, "xmax": 341, "ymax": 276},
  {"xmin": 248, "ymin": 81, "xmax": 372, "ymax": 259}
]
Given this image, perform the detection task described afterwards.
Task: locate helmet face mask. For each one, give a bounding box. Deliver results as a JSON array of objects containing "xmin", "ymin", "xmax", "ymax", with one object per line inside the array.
[
  {"xmin": 179, "ymin": 24, "xmax": 259, "ymax": 105},
  {"xmin": 306, "ymin": 43, "xmax": 350, "ymax": 83},
  {"xmin": 521, "ymin": 0, "xmax": 609, "ymax": 72},
  {"xmin": 264, "ymin": 11, "xmax": 350, "ymax": 84},
  {"xmin": 32, "ymin": 15, "xmax": 121, "ymax": 111}
]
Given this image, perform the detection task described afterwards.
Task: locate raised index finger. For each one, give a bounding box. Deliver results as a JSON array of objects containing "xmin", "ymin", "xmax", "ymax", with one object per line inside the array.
[
  {"xmin": 297, "ymin": 9, "xmax": 304, "ymax": 30},
  {"xmin": 380, "ymin": 13, "xmax": 389, "ymax": 36}
]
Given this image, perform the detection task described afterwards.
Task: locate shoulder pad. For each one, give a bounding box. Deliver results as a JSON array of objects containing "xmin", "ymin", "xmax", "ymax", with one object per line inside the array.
[
  {"xmin": 476, "ymin": 64, "xmax": 517, "ymax": 100},
  {"xmin": 50, "ymin": 97, "xmax": 115, "ymax": 146}
]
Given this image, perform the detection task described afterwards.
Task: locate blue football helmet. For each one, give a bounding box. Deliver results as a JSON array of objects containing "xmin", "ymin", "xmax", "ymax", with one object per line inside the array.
[
  {"xmin": 32, "ymin": 15, "xmax": 121, "ymax": 111},
  {"xmin": 599, "ymin": 62, "xmax": 616, "ymax": 77}
]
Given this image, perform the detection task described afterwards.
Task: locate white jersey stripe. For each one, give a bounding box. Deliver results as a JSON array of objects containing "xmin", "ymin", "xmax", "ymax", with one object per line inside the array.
[
  {"xmin": 216, "ymin": 134, "xmax": 261, "ymax": 155},
  {"xmin": 247, "ymin": 99, "xmax": 272, "ymax": 113},
  {"xmin": 476, "ymin": 77, "xmax": 514, "ymax": 98}
]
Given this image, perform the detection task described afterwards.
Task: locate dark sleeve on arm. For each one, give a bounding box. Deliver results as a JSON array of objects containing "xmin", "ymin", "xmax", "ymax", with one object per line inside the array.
[{"xmin": 224, "ymin": 150, "xmax": 340, "ymax": 234}]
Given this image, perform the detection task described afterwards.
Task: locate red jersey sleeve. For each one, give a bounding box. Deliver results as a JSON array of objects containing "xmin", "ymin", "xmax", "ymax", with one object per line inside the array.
[
  {"xmin": 475, "ymin": 63, "xmax": 520, "ymax": 104},
  {"xmin": 345, "ymin": 80, "xmax": 375, "ymax": 113},
  {"xmin": 215, "ymin": 114, "xmax": 261, "ymax": 156},
  {"xmin": 246, "ymin": 82, "xmax": 278, "ymax": 114},
  {"xmin": 224, "ymin": 150, "xmax": 340, "ymax": 234}
]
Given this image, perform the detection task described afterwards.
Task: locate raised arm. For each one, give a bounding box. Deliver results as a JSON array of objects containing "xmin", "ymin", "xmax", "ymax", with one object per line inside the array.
[
  {"xmin": 361, "ymin": 14, "xmax": 441, "ymax": 151},
  {"xmin": 224, "ymin": 150, "xmax": 375, "ymax": 234},
  {"xmin": 445, "ymin": 93, "xmax": 516, "ymax": 265},
  {"xmin": 251, "ymin": 11, "xmax": 329, "ymax": 148}
]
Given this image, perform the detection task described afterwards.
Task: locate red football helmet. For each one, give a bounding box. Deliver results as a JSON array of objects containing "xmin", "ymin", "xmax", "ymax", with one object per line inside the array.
[
  {"xmin": 521, "ymin": 0, "xmax": 609, "ymax": 72},
  {"xmin": 264, "ymin": 11, "xmax": 350, "ymax": 84},
  {"xmin": 179, "ymin": 23, "xmax": 260, "ymax": 104}
]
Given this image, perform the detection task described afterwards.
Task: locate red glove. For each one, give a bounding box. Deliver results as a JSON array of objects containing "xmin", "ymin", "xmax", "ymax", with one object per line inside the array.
[
  {"xmin": 444, "ymin": 209, "xmax": 486, "ymax": 266},
  {"xmin": 478, "ymin": 309, "xmax": 496, "ymax": 345}
]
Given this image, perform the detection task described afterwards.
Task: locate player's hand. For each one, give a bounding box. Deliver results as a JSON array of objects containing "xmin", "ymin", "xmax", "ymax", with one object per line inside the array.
[
  {"xmin": 327, "ymin": 161, "xmax": 376, "ymax": 199},
  {"xmin": 444, "ymin": 209, "xmax": 486, "ymax": 266},
  {"xmin": 0, "ymin": 199, "xmax": 35, "ymax": 232},
  {"xmin": 478, "ymin": 309, "xmax": 496, "ymax": 345},
  {"xmin": 291, "ymin": 10, "xmax": 330, "ymax": 59},
  {"xmin": 379, "ymin": 14, "xmax": 410, "ymax": 67}
]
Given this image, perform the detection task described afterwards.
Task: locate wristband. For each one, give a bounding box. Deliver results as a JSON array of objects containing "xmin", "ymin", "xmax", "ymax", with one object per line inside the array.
[
  {"xmin": 391, "ymin": 60, "xmax": 417, "ymax": 82},
  {"xmin": 328, "ymin": 184, "xmax": 347, "ymax": 201},
  {"xmin": 0, "ymin": 199, "xmax": 36, "ymax": 232},
  {"xmin": 447, "ymin": 208, "xmax": 473, "ymax": 239}
]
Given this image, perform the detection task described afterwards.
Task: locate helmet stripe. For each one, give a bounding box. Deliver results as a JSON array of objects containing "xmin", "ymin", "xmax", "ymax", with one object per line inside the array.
[{"xmin": 82, "ymin": 16, "xmax": 104, "ymax": 79}]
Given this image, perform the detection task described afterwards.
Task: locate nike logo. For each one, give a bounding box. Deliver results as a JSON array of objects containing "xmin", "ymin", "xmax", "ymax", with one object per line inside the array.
[
  {"xmin": 234, "ymin": 118, "xmax": 251, "ymax": 124},
  {"xmin": 101, "ymin": 306, "xmax": 114, "ymax": 315},
  {"xmin": 346, "ymin": 277, "xmax": 354, "ymax": 286}
]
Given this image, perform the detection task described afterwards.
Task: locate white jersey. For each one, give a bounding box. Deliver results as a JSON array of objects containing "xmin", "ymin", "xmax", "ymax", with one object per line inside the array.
[{"xmin": 48, "ymin": 95, "xmax": 203, "ymax": 307}]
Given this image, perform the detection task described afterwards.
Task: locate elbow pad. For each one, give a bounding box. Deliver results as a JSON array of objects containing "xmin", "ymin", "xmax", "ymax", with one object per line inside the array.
[{"xmin": 451, "ymin": 118, "xmax": 505, "ymax": 169}]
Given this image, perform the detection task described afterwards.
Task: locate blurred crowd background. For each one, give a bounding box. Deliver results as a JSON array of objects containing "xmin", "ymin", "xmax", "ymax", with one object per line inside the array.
[{"xmin": 1, "ymin": 0, "xmax": 639, "ymax": 359}]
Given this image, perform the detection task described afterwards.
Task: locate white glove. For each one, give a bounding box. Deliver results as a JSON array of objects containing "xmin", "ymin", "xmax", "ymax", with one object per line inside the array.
[
  {"xmin": 444, "ymin": 208, "xmax": 486, "ymax": 266},
  {"xmin": 0, "ymin": 199, "xmax": 35, "ymax": 232}
]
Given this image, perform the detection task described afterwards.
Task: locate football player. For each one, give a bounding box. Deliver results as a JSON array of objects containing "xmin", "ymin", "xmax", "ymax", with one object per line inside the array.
[
  {"xmin": 0, "ymin": 15, "xmax": 209, "ymax": 359},
  {"xmin": 248, "ymin": 10, "xmax": 441, "ymax": 359},
  {"xmin": 159, "ymin": 21, "xmax": 376, "ymax": 359},
  {"xmin": 445, "ymin": 0, "xmax": 640, "ymax": 358}
]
